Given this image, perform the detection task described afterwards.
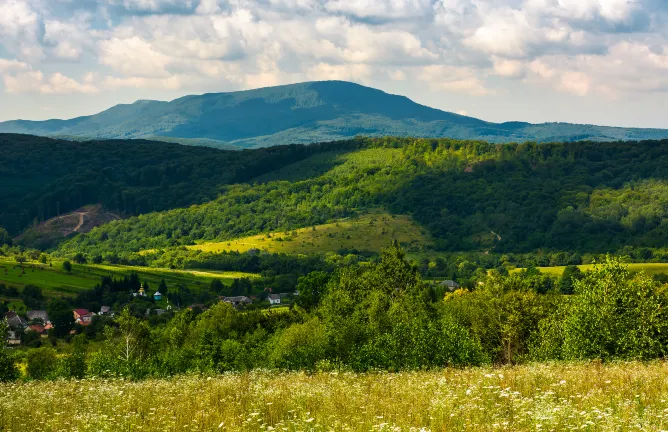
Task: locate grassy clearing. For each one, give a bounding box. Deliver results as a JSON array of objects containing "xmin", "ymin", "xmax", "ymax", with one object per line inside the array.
[
  {"xmin": 2, "ymin": 362, "xmax": 668, "ymax": 431},
  {"xmin": 0, "ymin": 258, "xmax": 257, "ymax": 297},
  {"xmin": 514, "ymin": 263, "xmax": 668, "ymax": 276},
  {"xmin": 187, "ymin": 212, "xmax": 431, "ymax": 255}
]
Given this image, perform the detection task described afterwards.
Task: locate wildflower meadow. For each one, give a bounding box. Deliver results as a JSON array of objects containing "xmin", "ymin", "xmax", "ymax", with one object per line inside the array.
[{"xmin": 2, "ymin": 362, "xmax": 668, "ymax": 431}]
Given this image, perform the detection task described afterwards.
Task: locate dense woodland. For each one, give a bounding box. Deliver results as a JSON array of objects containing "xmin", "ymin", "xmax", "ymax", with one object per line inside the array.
[
  {"xmin": 0, "ymin": 134, "xmax": 359, "ymax": 235},
  {"xmin": 50, "ymin": 137, "xmax": 668, "ymax": 259}
]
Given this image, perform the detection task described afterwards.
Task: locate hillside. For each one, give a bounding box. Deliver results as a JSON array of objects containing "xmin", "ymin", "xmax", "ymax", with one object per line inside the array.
[
  {"xmin": 14, "ymin": 205, "xmax": 121, "ymax": 250},
  {"xmin": 184, "ymin": 212, "xmax": 432, "ymax": 255},
  {"xmin": 0, "ymin": 134, "xmax": 359, "ymax": 236},
  {"xmin": 2, "ymin": 81, "xmax": 668, "ymax": 147},
  {"xmin": 55, "ymin": 137, "xmax": 668, "ymax": 259}
]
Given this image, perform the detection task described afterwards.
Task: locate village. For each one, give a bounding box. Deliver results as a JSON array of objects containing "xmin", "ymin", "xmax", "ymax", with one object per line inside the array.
[{"xmin": 2, "ymin": 282, "xmax": 296, "ymax": 348}]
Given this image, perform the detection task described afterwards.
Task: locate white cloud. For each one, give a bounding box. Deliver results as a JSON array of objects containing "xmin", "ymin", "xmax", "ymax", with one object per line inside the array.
[
  {"xmin": 1, "ymin": 0, "xmax": 668, "ymax": 123},
  {"xmin": 419, "ymin": 65, "xmax": 492, "ymax": 95},
  {"xmin": 325, "ymin": 0, "xmax": 433, "ymax": 20},
  {"xmin": 3, "ymin": 70, "xmax": 97, "ymax": 94},
  {"xmin": 0, "ymin": 0, "xmax": 44, "ymax": 59}
]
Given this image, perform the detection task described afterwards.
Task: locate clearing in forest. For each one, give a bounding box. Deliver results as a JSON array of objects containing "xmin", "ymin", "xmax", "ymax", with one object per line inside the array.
[{"xmin": 187, "ymin": 212, "xmax": 432, "ymax": 255}]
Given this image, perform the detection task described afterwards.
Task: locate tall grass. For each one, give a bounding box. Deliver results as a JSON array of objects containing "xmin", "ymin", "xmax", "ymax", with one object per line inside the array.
[{"xmin": 2, "ymin": 362, "xmax": 668, "ymax": 431}]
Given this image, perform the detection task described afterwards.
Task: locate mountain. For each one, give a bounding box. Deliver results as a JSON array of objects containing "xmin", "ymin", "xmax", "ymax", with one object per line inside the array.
[
  {"xmin": 52, "ymin": 137, "xmax": 668, "ymax": 260},
  {"xmin": 2, "ymin": 81, "xmax": 668, "ymax": 148}
]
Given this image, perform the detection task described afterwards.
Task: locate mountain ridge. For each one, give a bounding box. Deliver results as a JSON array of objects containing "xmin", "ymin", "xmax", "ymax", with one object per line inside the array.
[{"xmin": 2, "ymin": 80, "xmax": 668, "ymax": 147}]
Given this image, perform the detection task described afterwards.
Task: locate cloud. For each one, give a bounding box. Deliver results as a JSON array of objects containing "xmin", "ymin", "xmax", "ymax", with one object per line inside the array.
[
  {"xmin": 1, "ymin": 0, "xmax": 668, "ymax": 117},
  {"xmin": 0, "ymin": 0, "xmax": 45, "ymax": 59},
  {"xmin": 3, "ymin": 69, "xmax": 98, "ymax": 94},
  {"xmin": 419, "ymin": 65, "xmax": 492, "ymax": 95}
]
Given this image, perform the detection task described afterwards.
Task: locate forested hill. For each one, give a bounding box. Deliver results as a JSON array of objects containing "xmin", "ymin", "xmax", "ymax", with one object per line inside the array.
[
  {"xmin": 2, "ymin": 81, "xmax": 668, "ymax": 147},
  {"xmin": 55, "ymin": 137, "xmax": 668, "ymax": 258},
  {"xmin": 0, "ymin": 134, "xmax": 360, "ymax": 236}
]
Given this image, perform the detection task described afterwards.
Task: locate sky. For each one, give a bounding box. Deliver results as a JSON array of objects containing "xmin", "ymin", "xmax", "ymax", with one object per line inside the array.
[{"xmin": 0, "ymin": 0, "xmax": 667, "ymax": 128}]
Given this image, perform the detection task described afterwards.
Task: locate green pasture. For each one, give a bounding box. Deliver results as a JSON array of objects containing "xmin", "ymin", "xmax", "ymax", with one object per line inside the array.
[
  {"xmin": 186, "ymin": 211, "xmax": 431, "ymax": 255},
  {"xmin": 0, "ymin": 258, "xmax": 258, "ymax": 298},
  {"xmin": 514, "ymin": 262, "xmax": 668, "ymax": 276}
]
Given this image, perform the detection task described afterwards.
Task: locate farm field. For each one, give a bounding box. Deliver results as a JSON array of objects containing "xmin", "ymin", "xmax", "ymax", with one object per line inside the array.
[
  {"xmin": 186, "ymin": 212, "xmax": 432, "ymax": 255},
  {"xmin": 0, "ymin": 258, "xmax": 257, "ymax": 297},
  {"xmin": 2, "ymin": 362, "xmax": 668, "ymax": 431},
  {"xmin": 514, "ymin": 263, "xmax": 668, "ymax": 276}
]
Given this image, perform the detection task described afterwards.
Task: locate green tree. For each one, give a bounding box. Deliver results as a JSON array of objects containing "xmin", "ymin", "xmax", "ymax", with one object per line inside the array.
[
  {"xmin": 0, "ymin": 227, "xmax": 11, "ymax": 246},
  {"xmin": 73, "ymin": 253, "xmax": 87, "ymax": 264},
  {"xmin": 22, "ymin": 285, "xmax": 44, "ymax": 309},
  {"xmin": 26, "ymin": 348, "xmax": 58, "ymax": 380},
  {"xmin": 47, "ymin": 298, "xmax": 74, "ymax": 338},
  {"xmin": 0, "ymin": 350, "xmax": 18, "ymax": 382},
  {"xmin": 210, "ymin": 279, "xmax": 224, "ymax": 295},
  {"xmin": 62, "ymin": 260, "xmax": 72, "ymax": 273},
  {"xmin": 295, "ymin": 271, "xmax": 330, "ymax": 311},
  {"xmin": 558, "ymin": 265, "xmax": 582, "ymax": 295},
  {"xmin": 104, "ymin": 308, "xmax": 152, "ymax": 363},
  {"xmin": 561, "ymin": 258, "xmax": 668, "ymax": 360},
  {"xmin": 59, "ymin": 334, "xmax": 88, "ymax": 379}
]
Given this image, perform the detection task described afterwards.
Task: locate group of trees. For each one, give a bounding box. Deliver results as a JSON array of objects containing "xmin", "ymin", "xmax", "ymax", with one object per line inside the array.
[
  {"xmin": 0, "ymin": 134, "xmax": 361, "ymax": 236},
  {"xmin": 2, "ymin": 245, "xmax": 666, "ymax": 382},
  {"xmin": 54, "ymin": 138, "xmax": 667, "ymax": 261}
]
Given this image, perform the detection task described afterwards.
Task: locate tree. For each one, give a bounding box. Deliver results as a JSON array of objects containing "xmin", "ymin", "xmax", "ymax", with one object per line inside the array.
[
  {"xmin": 295, "ymin": 271, "xmax": 331, "ymax": 311},
  {"xmin": 0, "ymin": 350, "xmax": 18, "ymax": 382},
  {"xmin": 38, "ymin": 254, "xmax": 48, "ymax": 264},
  {"xmin": 26, "ymin": 348, "xmax": 58, "ymax": 380},
  {"xmin": 47, "ymin": 298, "xmax": 74, "ymax": 338},
  {"xmin": 558, "ymin": 265, "xmax": 582, "ymax": 295},
  {"xmin": 105, "ymin": 308, "xmax": 151, "ymax": 363},
  {"xmin": 62, "ymin": 260, "xmax": 72, "ymax": 273},
  {"xmin": 73, "ymin": 253, "xmax": 87, "ymax": 264},
  {"xmin": 210, "ymin": 278, "xmax": 224, "ymax": 295},
  {"xmin": 60, "ymin": 334, "xmax": 88, "ymax": 379},
  {"xmin": 22, "ymin": 285, "xmax": 44, "ymax": 309},
  {"xmin": 158, "ymin": 279, "xmax": 168, "ymax": 295},
  {"xmin": 0, "ymin": 227, "xmax": 11, "ymax": 246},
  {"xmin": 549, "ymin": 258, "xmax": 668, "ymax": 361}
]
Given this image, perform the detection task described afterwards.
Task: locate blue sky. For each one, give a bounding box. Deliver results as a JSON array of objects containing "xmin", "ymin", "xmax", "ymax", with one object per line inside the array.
[{"xmin": 1, "ymin": 0, "xmax": 667, "ymax": 128}]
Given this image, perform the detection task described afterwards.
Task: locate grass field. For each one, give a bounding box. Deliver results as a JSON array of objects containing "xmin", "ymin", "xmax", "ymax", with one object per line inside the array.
[
  {"xmin": 2, "ymin": 362, "xmax": 668, "ymax": 431},
  {"xmin": 514, "ymin": 263, "xmax": 668, "ymax": 276},
  {"xmin": 186, "ymin": 212, "xmax": 432, "ymax": 255},
  {"xmin": 0, "ymin": 258, "xmax": 258, "ymax": 297}
]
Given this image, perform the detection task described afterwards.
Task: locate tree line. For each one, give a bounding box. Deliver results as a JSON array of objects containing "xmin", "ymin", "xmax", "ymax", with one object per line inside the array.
[{"xmin": 2, "ymin": 244, "xmax": 667, "ymax": 381}]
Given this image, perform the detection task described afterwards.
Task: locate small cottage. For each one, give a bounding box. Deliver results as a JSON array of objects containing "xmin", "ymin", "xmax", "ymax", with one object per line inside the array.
[{"xmin": 268, "ymin": 294, "xmax": 281, "ymax": 305}]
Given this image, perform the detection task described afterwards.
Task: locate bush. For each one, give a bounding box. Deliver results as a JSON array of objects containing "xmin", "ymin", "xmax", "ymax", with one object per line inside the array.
[
  {"xmin": 26, "ymin": 348, "xmax": 58, "ymax": 380},
  {"xmin": 270, "ymin": 318, "xmax": 328, "ymax": 370},
  {"xmin": 0, "ymin": 351, "xmax": 18, "ymax": 382}
]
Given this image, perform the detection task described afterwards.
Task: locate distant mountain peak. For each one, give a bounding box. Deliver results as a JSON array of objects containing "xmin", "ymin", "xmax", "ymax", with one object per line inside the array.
[{"xmin": 1, "ymin": 80, "xmax": 667, "ymax": 148}]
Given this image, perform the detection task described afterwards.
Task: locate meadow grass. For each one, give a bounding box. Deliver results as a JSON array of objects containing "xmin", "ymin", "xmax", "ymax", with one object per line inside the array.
[
  {"xmin": 186, "ymin": 212, "xmax": 431, "ymax": 255},
  {"xmin": 513, "ymin": 263, "xmax": 668, "ymax": 277},
  {"xmin": 1, "ymin": 362, "xmax": 668, "ymax": 431},
  {"xmin": 0, "ymin": 258, "xmax": 258, "ymax": 297}
]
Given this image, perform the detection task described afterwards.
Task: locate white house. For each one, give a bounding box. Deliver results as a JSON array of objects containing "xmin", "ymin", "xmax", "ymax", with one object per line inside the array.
[{"xmin": 268, "ymin": 294, "xmax": 281, "ymax": 305}]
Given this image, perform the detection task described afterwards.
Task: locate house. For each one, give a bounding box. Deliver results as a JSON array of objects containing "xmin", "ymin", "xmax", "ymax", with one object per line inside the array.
[
  {"xmin": 73, "ymin": 309, "xmax": 90, "ymax": 321},
  {"xmin": 222, "ymin": 296, "xmax": 252, "ymax": 308},
  {"xmin": 268, "ymin": 294, "xmax": 281, "ymax": 305},
  {"xmin": 26, "ymin": 324, "xmax": 47, "ymax": 337},
  {"xmin": 4, "ymin": 311, "xmax": 26, "ymax": 329},
  {"xmin": 439, "ymin": 280, "xmax": 460, "ymax": 291},
  {"xmin": 153, "ymin": 291, "xmax": 162, "ymax": 301},
  {"xmin": 26, "ymin": 310, "xmax": 49, "ymax": 324},
  {"xmin": 6, "ymin": 330, "xmax": 21, "ymax": 346},
  {"xmin": 73, "ymin": 309, "xmax": 95, "ymax": 326},
  {"xmin": 99, "ymin": 305, "xmax": 112, "ymax": 315}
]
